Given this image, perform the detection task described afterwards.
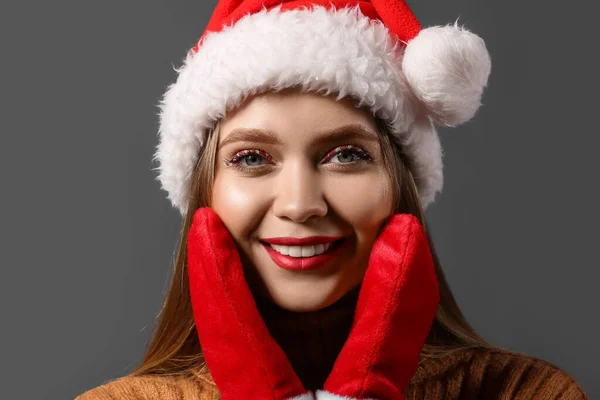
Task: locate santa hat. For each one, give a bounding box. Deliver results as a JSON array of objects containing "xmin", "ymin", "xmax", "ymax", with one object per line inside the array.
[{"xmin": 154, "ymin": 0, "xmax": 491, "ymax": 215}]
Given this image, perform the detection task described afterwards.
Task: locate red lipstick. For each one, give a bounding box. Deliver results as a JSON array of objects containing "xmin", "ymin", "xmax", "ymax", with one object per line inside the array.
[{"xmin": 261, "ymin": 237, "xmax": 346, "ymax": 271}]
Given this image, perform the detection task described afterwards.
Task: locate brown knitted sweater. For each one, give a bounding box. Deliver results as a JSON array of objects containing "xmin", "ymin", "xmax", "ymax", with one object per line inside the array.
[{"xmin": 77, "ymin": 289, "xmax": 588, "ymax": 399}]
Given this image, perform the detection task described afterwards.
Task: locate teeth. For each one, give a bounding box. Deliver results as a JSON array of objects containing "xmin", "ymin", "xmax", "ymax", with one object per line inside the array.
[
  {"xmin": 274, "ymin": 244, "xmax": 289, "ymax": 256},
  {"xmin": 301, "ymin": 246, "xmax": 315, "ymax": 257},
  {"xmin": 271, "ymin": 243, "xmax": 332, "ymax": 258},
  {"xmin": 289, "ymin": 246, "xmax": 302, "ymax": 257}
]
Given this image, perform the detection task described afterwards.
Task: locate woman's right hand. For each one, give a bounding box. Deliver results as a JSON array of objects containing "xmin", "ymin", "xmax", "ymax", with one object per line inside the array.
[{"xmin": 187, "ymin": 207, "xmax": 313, "ymax": 400}]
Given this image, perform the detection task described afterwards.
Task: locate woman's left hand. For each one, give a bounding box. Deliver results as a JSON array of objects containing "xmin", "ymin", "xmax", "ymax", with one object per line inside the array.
[{"xmin": 317, "ymin": 214, "xmax": 440, "ymax": 400}]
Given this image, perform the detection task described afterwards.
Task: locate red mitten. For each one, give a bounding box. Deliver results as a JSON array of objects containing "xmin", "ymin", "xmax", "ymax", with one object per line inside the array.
[
  {"xmin": 187, "ymin": 207, "xmax": 314, "ymax": 400},
  {"xmin": 317, "ymin": 214, "xmax": 440, "ymax": 400}
]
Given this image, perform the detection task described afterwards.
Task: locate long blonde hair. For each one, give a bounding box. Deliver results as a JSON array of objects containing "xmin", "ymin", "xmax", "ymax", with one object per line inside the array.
[{"xmin": 132, "ymin": 114, "xmax": 492, "ymax": 379}]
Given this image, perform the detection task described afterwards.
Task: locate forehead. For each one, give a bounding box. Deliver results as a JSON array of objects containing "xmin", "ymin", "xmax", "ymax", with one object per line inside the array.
[{"xmin": 219, "ymin": 90, "xmax": 378, "ymax": 141}]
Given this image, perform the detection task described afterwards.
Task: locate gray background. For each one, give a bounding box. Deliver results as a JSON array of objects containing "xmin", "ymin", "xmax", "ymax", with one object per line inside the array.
[{"xmin": 1, "ymin": 0, "xmax": 598, "ymax": 399}]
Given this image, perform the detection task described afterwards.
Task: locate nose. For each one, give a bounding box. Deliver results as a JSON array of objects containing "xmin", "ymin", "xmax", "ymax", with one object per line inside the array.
[{"xmin": 271, "ymin": 160, "xmax": 327, "ymax": 223}]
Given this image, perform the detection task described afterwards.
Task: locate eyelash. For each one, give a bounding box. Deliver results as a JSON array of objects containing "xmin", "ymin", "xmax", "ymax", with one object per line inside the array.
[
  {"xmin": 321, "ymin": 145, "xmax": 372, "ymax": 165},
  {"xmin": 224, "ymin": 149, "xmax": 274, "ymax": 170},
  {"xmin": 224, "ymin": 145, "xmax": 373, "ymax": 171}
]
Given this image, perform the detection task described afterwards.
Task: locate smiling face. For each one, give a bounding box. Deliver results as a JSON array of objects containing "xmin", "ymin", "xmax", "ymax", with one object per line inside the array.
[{"xmin": 210, "ymin": 89, "xmax": 394, "ymax": 311}]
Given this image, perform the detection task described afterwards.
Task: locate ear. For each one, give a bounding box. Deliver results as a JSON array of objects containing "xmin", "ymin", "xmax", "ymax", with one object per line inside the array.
[{"xmin": 402, "ymin": 22, "xmax": 492, "ymax": 127}]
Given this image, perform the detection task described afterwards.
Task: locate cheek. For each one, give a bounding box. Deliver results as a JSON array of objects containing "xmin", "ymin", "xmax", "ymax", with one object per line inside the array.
[
  {"xmin": 211, "ymin": 173, "xmax": 270, "ymax": 240},
  {"xmin": 324, "ymin": 169, "xmax": 394, "ymax": 233}
]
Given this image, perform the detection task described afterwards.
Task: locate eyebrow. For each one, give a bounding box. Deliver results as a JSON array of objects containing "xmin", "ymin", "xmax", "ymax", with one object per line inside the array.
[{"xmin": 219, "ymin": 124, "xmax": 379, "ymax": 148}]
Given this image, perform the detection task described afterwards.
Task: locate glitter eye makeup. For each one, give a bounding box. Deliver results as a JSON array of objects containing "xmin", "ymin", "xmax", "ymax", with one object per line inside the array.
[
  {"xmin": 224, "ymin": 145, "xmax": 373, "ymax": 173},
  {"xmin": 224, "ymin": 149, "xmax": 274, "ymax": 170},
  {"xmin": 321, "ymin": 145, "xmax": 373, "ymax": 165}
]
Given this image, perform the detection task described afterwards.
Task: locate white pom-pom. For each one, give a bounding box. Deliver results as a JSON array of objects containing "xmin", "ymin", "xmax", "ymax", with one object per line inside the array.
[{"xmin": 402, "ymin": 23, "xmax": 491, "ymax": 126}]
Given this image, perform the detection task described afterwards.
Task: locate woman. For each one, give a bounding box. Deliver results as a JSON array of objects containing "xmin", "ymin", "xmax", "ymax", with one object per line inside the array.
[{"xmin": 78, "ymin": 1, "xmax": 588, "ymax": 399}]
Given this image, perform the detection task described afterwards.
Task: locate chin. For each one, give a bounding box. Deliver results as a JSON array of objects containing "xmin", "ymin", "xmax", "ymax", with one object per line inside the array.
[{"xmin": 265, "ymin": 278, "xmax": 351, "ymax": 312}]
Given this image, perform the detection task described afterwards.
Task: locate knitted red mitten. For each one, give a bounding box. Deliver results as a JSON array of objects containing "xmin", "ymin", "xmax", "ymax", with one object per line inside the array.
[
  {"xmin": 317, "ymin": 214, "xmax": 440, "ymax": 400},
  {"xmin": 187, "ymin": 207, "xmax": 314, "ymax": 400}
]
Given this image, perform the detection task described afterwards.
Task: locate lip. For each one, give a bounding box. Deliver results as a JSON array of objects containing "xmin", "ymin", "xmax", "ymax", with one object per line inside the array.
[
  {"xmin": 261, "ymin": 236, "xmax": 344, "ymax": 246},
  {"xmin": 262, "ymin": 238, "xmax": 346, "ymax": 271}
]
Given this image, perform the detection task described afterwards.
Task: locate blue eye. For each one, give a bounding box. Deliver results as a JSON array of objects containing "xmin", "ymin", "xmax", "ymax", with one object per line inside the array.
[
  {"xmin": 239, "ymin": 154, "xmax": 264, "ymax": 166},
  {"xmin": 331, "ymin": 149, "xmax": 360, "ymax": 163},
  {"xmin": 323, "ymin": 145, "xmax": 372, "ymax": 165},
  {"xmin": 225, "ymin": 149, "xmax": 274, "ymax": 170}
]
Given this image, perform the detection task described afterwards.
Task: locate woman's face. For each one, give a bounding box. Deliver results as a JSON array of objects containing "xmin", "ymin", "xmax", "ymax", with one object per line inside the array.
[{"xmin": 211, "ymin": 90, "xmax": 394, "ymax": 311}]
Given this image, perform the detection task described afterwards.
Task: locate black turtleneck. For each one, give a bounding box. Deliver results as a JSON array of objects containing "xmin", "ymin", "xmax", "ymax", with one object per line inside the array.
[{"xmin": 254, "ymin": 286, "xmax": 360, "ymax": 391}]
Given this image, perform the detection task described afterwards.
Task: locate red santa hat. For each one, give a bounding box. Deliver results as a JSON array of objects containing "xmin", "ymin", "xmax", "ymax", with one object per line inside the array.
[{"xmin": 154, "ymin": 0, "xmax": 491, "ymax": 215}]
